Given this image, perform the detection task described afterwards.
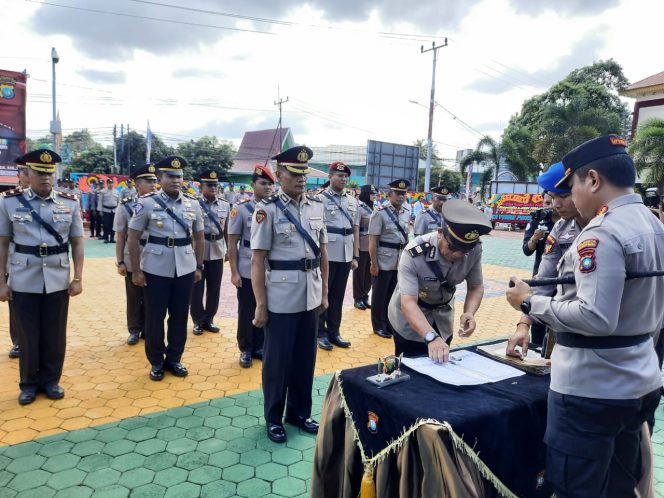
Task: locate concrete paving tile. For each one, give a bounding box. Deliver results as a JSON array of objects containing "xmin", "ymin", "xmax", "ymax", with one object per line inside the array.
[
  {"xmin": 153, "ymin": 466, "xmax": 188, "ymax": 487},
  {"xmin": 129, "ymin": 483, "xmax": 166, "ymax": 498},
  {"xmin": 163, "ymin": 482, "xmax": 200, "ymax": 498},
  {"xmin": 47, "ymin": 468, "xmax": 87, "ymax": 490},
  {"xmin": 42, "ymin": 453, "xmax": 81, "ymax": 472}
]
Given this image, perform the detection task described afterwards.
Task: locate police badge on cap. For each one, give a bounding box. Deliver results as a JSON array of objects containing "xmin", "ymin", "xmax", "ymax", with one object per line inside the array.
[
  {"xmin": 441, "ymin": 200, "xmax": 492, "ymax": 252},
  {"xmin": 388, "ymin": 179, "xmax": 410, "ymax": 193},
  {"xmin": 272, "ymin": 146, "xmax": 313, "ymax": 175}
]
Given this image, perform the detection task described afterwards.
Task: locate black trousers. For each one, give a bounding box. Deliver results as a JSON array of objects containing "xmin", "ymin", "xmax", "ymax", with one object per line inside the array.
[
  {"xmin": 143, "ymin": 271, "xmax": 195, "ymax": 366},
  {"xmin": 125, "ymin": 271, "xmax": 145, "ymax": 334},
  {"xmin": 89, "ymin": 210, "xmax": 98, "ymax": 237},
  {"xmin": 318, "ymin": 261, "xmax": 351, "ymax": 339},
  {"xmin": 263, "ymin": 309, "xmax": 318, "ymax": 424},
  {"xmin": 352, "ymin": 251, "xmax": 372, "ymax": 301},
  {"xmin": 94, "ymin": 211, "xmax": 103, "ymax": 237},
  {"xmin": 545, "ymin": 388, "xmax": 661, "ymax": 498},
  {"xmin": 530, "ymin": 321, "xmax": 546, "ymax": 346},
  {"xmin": 371, "ymin": 270, "xmax": 398, "ymax": 333},
  {"xmin": 8, "ymin": 300, "xmax": 17, "ymax": 346},
  {"xmin": 13, "ymin": 289, "xmax": 69, "ymax": 390},
  {"xmin": 237, "ymin": 277, "xmax": 264, "ymax": 353},
  {"xmin": 102, "ymin": 211, "xmax": 115, "ymax": 241},
  {"xmin": 190, "ymin": 259, "xmax": 223, "ymax": 326}
]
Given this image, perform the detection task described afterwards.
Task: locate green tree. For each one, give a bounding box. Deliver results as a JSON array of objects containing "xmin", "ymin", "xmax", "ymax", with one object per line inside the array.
[
  {"xmin": 175, "ymin": 136, "xmax": 235, "ymax": 180},
  {"xmin": 459, "ymin": 136, "xmax": 502, "ymax": 181},
  {"xmin": 501, "ymin": 125, "xmax": 539, "ymax": 180},
  {"xmin": 416, "ymin": 167, "xmax": 462, "ymax": 192},
  {"xmin": 26, "ymin": 135, "xmax": 53, "ymax": 151},
  {"xmin": 413, "ymin": 139, "xmax": 443, "ymax": 167},
  {"xmin": 631, "ymin": 117, "xmax": 664, "ymax": 196},
  {"xmin": 64, "ymin": 129, "xmax": 98, "ymax": 156},
  {"xmin": 67, "ymin": 145, "xmax": 114, "ymax": 174},
  {"xmin": 119, "ymin": 130, "xmax": 173, "ymax": 173}
]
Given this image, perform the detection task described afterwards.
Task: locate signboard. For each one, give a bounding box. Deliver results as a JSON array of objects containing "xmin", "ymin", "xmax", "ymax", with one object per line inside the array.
[
  {"xmin": 0, "ymin": 70, "xmax": 27, "ymax": 168},
  {"xmin": 488, "ymin": 193, "xmax": 543, "ymax": 226},
  {"xmin": 366, "ymin": 140, "xmax": 419, "ymax": 190}
]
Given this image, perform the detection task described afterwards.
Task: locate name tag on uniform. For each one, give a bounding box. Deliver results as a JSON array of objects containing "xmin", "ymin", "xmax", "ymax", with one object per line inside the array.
[
  {"xmin": 310, "ymin": 216, "xmax": 322, "ymax": 220},
  {"xmin": 53, "ymin": 207, "xmax": 71, "ymax": 214},
  {"xmin": 423, "ymin": 277, "xmax": 438, "ymax": 282},
  {"xmin": 278, "ymin": 217, "xmax": 289, "ymax": 222}
]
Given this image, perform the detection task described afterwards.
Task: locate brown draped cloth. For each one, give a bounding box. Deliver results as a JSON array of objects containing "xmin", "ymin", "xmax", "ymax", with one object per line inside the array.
[{"xmin": 311, "ymin": 372, "xmax": 655, "ymax": 498}]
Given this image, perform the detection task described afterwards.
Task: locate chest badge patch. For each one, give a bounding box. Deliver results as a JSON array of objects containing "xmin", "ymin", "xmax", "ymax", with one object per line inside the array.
[
  {"xmin": 544, "ymin": 235, "xmax": 556, "ymax": 255},
  {"xmin": 230, "ymin": 207, "xmax": 238, "ymax": 219},
  {"xmin": 577, "ymin": 239, "xmax": 599, "ymax": 273},
  {"xmin": 255, "ymin": 209, "xmax": 267, "ymax": 224}
]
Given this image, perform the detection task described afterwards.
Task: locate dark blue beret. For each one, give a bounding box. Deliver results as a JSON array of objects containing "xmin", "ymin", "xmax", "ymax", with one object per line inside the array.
[{"xmin": 557, "ymin": 135, "xmax": 629, "ymax": 188}]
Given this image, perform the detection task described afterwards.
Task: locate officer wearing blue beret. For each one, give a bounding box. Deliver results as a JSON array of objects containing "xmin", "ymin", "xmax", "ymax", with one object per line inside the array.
[{"xmin": 507, "ymin": 135, "xmax": 664, "ymax": 497}]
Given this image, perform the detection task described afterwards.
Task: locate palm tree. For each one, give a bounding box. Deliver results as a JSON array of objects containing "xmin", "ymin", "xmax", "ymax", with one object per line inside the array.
[{"xmin": 631, "ymin": 117, "xmax": 664, "ymax": 196}]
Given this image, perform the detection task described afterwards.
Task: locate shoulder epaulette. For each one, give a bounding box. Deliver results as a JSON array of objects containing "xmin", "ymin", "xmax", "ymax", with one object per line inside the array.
[
  {"xmin": 263, "ymin": 195, "xmax": 279, "ymax": 204},
  {"xmin": 237, "ymin": 198, "xmax": 250, "ymax": 205},
  {"xmin": 57, "ymin": 191, "xmax": 77, "ymax": 201},
  {"xmin": 120, "ymin": 196, "xmax": 134, "ymax": 204},
  {"xmin": 375, "ymin": 205, "xmax": 385, "ymax": 211},
  {"xmin": 184, "ymin": 192, "xmax": 198, "ymax": 200},
  {"xmin": 408, "ymin": 242, "xmax": 431, "ymax": 257},
  {"xmin": 306, "ymin": 194, "xmax": 323, "ymax": 202},
  {"xmin": 2, "ymin": 187, "xmax": 23, "ymax": 198},
  {"xmin": 139, "ymin": 192, "xmax": 156, "ymax": 198}
]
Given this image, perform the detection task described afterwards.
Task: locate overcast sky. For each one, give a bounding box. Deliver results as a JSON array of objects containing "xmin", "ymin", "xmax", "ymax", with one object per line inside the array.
[{"xmin": 1, "ymin": 0, "xmax": 661, "ymax": 164}]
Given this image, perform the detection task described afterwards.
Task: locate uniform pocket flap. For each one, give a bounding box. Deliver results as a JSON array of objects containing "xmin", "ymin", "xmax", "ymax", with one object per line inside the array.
[
  {"xmin": 10, "ymin": 255, "xmax": 28, "ymax": 266},
  {"xmin": 269, "ymin": 270, "xmax": 299, "ymax": 283},
  {"xmin": 327, "ymin": 234, "xmax": 338, "ymax": 242},
  {"xmin": 146, "ymin": 245, "xmax": 164, "ymax": 255},
  {"xmin": 60, "ymin": 255, "xmax": 70, "ymax": 267},
  {"xmin": 309, "ymin": 221, "xmax": 325, "ymax": 231}
]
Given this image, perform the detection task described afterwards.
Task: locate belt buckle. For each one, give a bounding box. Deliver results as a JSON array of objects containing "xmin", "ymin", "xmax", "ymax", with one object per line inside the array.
[
  {"xmin": 210, "ymin": 234, "xmax": 217, "ymax": 241},
  {"xmin": 304, "ymin": 258, "xmax": 313, "ymax": 271},
  {"xmin": 38, "ymin": 243, "xmax": 48, "ymax": 257},
  {"xmin": 167, "ymin": 237, "xmax": 175, "ymax": 248}
]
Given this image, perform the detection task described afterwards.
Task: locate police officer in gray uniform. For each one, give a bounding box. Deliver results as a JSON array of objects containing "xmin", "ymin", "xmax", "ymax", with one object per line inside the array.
[
  {"xmin": 127, "ymin": 156, "xmax": 205, "ymax": 381},
  {"xmin": 507, "ymin": 135, "xmax": 664, "ymax": 498},
  {"xmin": 507, "ymin": 162, "xmax": 587, "ymax": 349},
  {"xmin": 413, "ymin": 185, "xmax": 450, "ymax": 236},
  {"xmin": 86, "ymin": 181, "xmax": 100, "ymax": 238},
  {"xmin": 353, "ymin": 184, "xmax": 376, "ymax": 310},
  {"xmin": 114, "ymin": 164, "xmax": 158, "ymax": 345},
  {"xmin": 98, "ymin": 178, "xmax": 119, "ymax": 243},
  {"xmin": 389, "ymin": 200, "xmax": 490, "ymax": 359},
  {"xmin": 0, "ymin": 149, "xmax": 84, "ymax": 405},
  {"xmin": 190, "ymin": 169, "xmax": 230, "ymax": 335},
  {"xmin": 317, "ymin": 161, "xmax": 359, "ymax": 351},
  {"xmin": 368, "ymin": 179, "xmax": 411, "ymax": 339},
  {"xmin": 251, "ymin": 146, "xmax": 329, "ymax": 444},
  {"xmin": 121, "ymin": 181, "xmax": 137, "ymax": 202},
  {"xmin": 228, "ymin": 165, "xmax": 274, "ymax": 368}
]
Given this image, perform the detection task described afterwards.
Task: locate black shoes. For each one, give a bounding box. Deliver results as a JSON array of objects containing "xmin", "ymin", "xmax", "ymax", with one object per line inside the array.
[
  {"xmin": 165, "ymin": 362, "xmax": 188, "ymax": 377},
  {"xmin": 18, "ymin": 389, "xmax": 37, "ymax": 405},
  {"xmin": 363, "ymin": 298, "xmax": 371, "ymax": 309},
  {"xmin": 205, "ymin": 322, "xmax": 220, "ymax": 333},
  {"xmin": 44, "ymin": 385, "xmax": 65, "ymax": 400},
  {"xmin": 252, "ymin": 349, "xmax": 264, "ymax": 361},
  {"xmin": 285, "ymin": 415, "xmax": 319, "ymax": 434},
  {"xmin": 192, "ymin": 324, "xmax": 204, "ymax": 336},
  {"xmin": 317, "ymin": 338, "xmax": 333, "ymax": 351},
  {"xmin": 330, "ymin": 335, "xmax": 351, "ymax": 348},
  {"xmin": 8, "ymin": 344, "xmax": 20, "ymax": 358},
  {"xmin": 239, "ymin": 352, "xmax": 252, "ymax": 368},
  {"xmin": 374, "ymin": 329, "xmax": 392, "ymax": 339},
  {"xmin": 354, "ymin": 299, "xmax": 366, "ymax": 310},
  {"xmin": 150, "ymin": 365, "xmax": 165, "ymax": 381},
  {"xmin": 127, "ymin": 331, "xmax": 140, "ymax": 345},
  {"xmin": 267, "ymin": 423, "xmax": 287, "ymax": 443}
]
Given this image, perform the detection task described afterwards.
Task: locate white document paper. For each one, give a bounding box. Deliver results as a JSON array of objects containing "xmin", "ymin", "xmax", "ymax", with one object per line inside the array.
[{"xmin": 401, "ymin": 350, "xmax": 525, "ymax": 386}]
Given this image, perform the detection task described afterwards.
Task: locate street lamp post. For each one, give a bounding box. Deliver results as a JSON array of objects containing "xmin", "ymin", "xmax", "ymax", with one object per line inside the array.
[{"xmin": 50, "ymin": 48, "xmax": 61, "ymax": 175}]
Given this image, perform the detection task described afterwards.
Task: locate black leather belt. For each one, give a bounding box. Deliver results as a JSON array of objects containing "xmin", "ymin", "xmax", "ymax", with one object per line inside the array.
[
  {"xmin": 327, "ymin": 227, "xmax": 353, "ymax": 236},
  {"xmin": 269, "ymin": 258, "xmax": 321, "ymax": 271},
  {"xmin": 359, "ymin": 227, "xmax": 368, "ymax": 233},
  {"xmin": 204, "ymin": 233, "xmax": 223, "ymax": 242},
  {"xmin": 556, "ymin": 332, "xmax": 651, "ymax": 349},
  {"xmin": 417, "ymin": 298, "xmax": 453, "ymax": 310},
  {"xmin": 379, "ymin": 241, "xmax": 405, "ymax": 250},
  {"xmin": 147, "ymin": 236, "xmax": 192, "ymax": 247},
  {"xmin": 242, "ymin": 239, "xmax": 251, "ymax": 248},
  {"xmin": 14, "ymin": 243, "xmax": 69, "ymax": 257}
]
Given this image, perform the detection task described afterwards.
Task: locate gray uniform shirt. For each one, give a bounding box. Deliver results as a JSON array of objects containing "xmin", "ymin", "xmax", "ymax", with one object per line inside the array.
[
  {"xmin": 97, "ymin": 188, "xmax": 120, "ymax": 213},
  {"xmin": 413, "ymin": 205, "xmax": 446, "ymax": 236},
  {"xmin": 320, "ymin": 188, "xmax": 359, "ymax": 263},
  {"xmin": 368, "ymin": 203, "xmax": 411, "ymax": 271},
  {"xmin": 533, "ymin": 218, "xmax": 581, "ymax": 297},
  {"xmin": 358, "ymin": 201, "xmax": 373, "ymax": 252},
  {"xmin": 530, "ymin": 194, "xmax": 664, "ymax": 399},
  {"xmin": 199, "ymin": 197, "xmax": 230, "ymax": 261},
  {"xmin": 227, "ymin": 199, "xmax": 255, "ymax": 280},
  {"xmin": 113, "ymin": 198, "xmax": 148, "ymax": 273},
  {"xmin": 388, "ymin": 232, "xmax": 483, "ymax": 343},
  {"xmin": 251, "ymin": 190, "xmax": 327, "ymax": 313},
  {"xmin": 0, "ymin": 188, "xmax": 83, "ymax": 293},
  {"xmin": 128, "ymin": 190, "xmax": 204, "ymax": 278},
  {"xmin": 224, "ymin": 190, "xmax": 238, "ymax": 206}
]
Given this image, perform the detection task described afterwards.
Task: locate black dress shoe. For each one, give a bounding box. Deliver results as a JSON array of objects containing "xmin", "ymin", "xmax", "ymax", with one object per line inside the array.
[
  {"xmin": 192, "ymin": 324, "xmax": 203, "ymax": 336},
  {"xmin": 317, "ymin": 338, "xmax": 333, "ymax": 351},
  {"xmin": 18, "ymin": 389, "xmax": 37, "ymax": 405},
  {"xmin": 353, "ymin": 299, "xmax": 366, "ymax": 310},
  {"xmin": 285, "ymin": 415, "xmax": 319, "ymax": 434},
  {"xmin": 127, "ymin": 332, "xmax": 140, "ymax": 345},
  {"xmin": 103, "ymin": 240, "xmax": 110, "ymax": 244},
  {"xmin": 205, "ymin": 322, "xmax": 220, "ymax": 333},
  {"xmin": 330, "ymin": 335, "xmax": 351, "ymax": 348},
  {"xmin": 44, "ymin": 385, "xmax": 65, "ymax": 400},
  {"xmin": 374, "ymin": 329, "xmax": 392, "ymax": 339},
  {"xmin": 8, "ymin": 344, "xmax": 20, "ymax": 358},
  {"xmin": 150, "ymin": 365, "xmax": 165, "ymax": 381},
  {"xmin": 239, "ymin": 352, "xmax": 252, "ymax": 368},
  {"xmin": 110, "ymin": 239, "xmax": 116, "ymax": 243},
  {"xmin": 267, "ymin": 423, "xmax": 287, "ymax": 443},
  {"xmin": 165, "ymin": 362, "xmax": 188, "ymax": 377},
  {"xmin": 363, "ymin": 298, "xmax": 371, "ymax": 309},
  {"xmin": 252, "ymin": 349, "xmax": 264, "ymax": 361}
]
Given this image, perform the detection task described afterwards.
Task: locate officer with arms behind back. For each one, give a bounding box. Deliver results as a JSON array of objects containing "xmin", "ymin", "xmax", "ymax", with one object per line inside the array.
[
  {"xmin": 0, "ymin": 149, "xmax": 84, "ymax": 405},
  {"xmin": 352, "ymin": 184, "xmax": 376, "ymax": 310},
  {"xmin": 127, "ymin": 156, "xmax": 205, "ymax": 381},
  {"xmin": 98, "ymin": 178, "xmax": 119, "ymax": 243},
  {"xmin": 389, "ymin": 200, "xmax": 490, "ymax": 360},
  {"xmin": 413, "ymin": 185, "xmax": 450, "ymax": 236},
  {"xmin": 251, "ymin": 146, "xmax": 329, "ymax": 444},
  {"xmin": 368, "ymin": 179, "xmax": 411, "ymax": 339},
  {"xmin": 227, "ymin": 165, "xmax": 274, "ymax": 368},
  {"xmin": 507, "ymin": 135, "xmax": 664, "ymax": 498}
]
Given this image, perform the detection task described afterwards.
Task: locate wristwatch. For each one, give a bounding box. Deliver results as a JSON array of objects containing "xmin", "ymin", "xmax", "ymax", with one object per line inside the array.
[
  {"xmin": 196, "ymin": 264, "xmax": 204, "ymax": 271},
  {"xmin": 520, "ymin": 296, "xmax": 532, "ymax": 315},
  {"xmin": 424, "ymin": 331, "xmax": 439, "ymax": 344},
  {"xmin": 115, "ymin": 261, "xmax": 125, "ymax": 267}
]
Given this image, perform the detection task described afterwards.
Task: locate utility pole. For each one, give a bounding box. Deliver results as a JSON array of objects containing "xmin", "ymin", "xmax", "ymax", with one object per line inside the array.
[
  {"xmin": 112, "ymin": 124, "xmax": 118, "ymax": 173},
  {"xmin": 126, "ymin": 124, "xmax": 130, "ymax": 174},
  {"xmin": 119, "ymin": 124, "xmax": 124, "ymax": 174},
  {"xmin": 274, "ymin": 88, "xmax": 289, "ymax": 134},
  {"xmin": 421, "ymin": 39, "xmax": 447, "ymax": 192}
]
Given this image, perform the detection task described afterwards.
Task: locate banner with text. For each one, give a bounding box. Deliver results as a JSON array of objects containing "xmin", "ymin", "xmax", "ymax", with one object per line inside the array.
[
  {"xmin": 488, "ymin": 193, "xmax": 543, "ymax": 225},
  {"xmin": 0, "ymin": 70, "xmax": 27, "ymax": 172}
]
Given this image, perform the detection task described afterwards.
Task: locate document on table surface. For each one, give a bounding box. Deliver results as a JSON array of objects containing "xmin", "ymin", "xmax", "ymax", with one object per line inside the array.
[
  {"xmin": 476, "ymin": 340, "xmax": 551, "ymax": 376},
  {"xmin": 401, "ymin": 350, "xmax": 525, "ymax": 386}
]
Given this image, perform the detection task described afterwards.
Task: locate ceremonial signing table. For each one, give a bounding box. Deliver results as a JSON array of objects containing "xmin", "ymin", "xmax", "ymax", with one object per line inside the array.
[{"xmin": 311, "ymin": 343, "xmax": 554, "ymax": 498}]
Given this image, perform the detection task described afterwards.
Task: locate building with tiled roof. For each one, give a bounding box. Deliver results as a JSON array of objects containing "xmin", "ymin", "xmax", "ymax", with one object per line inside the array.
[{"xmin": 620, "ymin": 70, "xmax": 664, "ymax": 137}]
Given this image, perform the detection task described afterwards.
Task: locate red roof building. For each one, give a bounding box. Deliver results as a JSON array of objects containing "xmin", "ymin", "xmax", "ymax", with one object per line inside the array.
[{"xmin": 620, "ymin": 70, "xmax": 664, "ymax": 137}]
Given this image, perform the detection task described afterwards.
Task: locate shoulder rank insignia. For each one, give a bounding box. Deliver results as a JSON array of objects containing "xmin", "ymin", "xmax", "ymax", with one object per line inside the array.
[
  {"xmin": 544, "ymin": 235, "xmax": 556, "ymax": 255},
  {"xmin": 2, "ymin": 188, "xmax": 23, "ymax": 198},
  {"xmin": 596, "ymin": 205, "xmax": 608, "ymax": 217},
  {"xmin": 262, "ymin": 194, "xmax": 278, "ymax": 204},
  {"xmin": 56, "ymin": 191, "xmax": 77, "ymax": 200},
  {"xmin": 306, "ymin": 193, "xmax": 322, "ymax": 202},
  {"xmin": 183, "ymin": 192, "xmax": 198, "ymax": 200},
  {"xmin": 120, "ymin": 197, "xmax": 133, "ymax": 204},
  {"xmin": 408, "ymin": 242, "xmax": 431, "ymax": 257},
  {"xmin": 375, "ymin": 205, "xmax": 385, "ymax": 211},
  {"xmin": 577, "ymin": 238, "xmax": 599, "ymax": 273},
  {"xmin": 237, "ymin": 198, "xmax": 250, "ymax": 205},
  {"xmin": 140, "ymin": 192, "xmax": 156, "ymax": 198}
]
